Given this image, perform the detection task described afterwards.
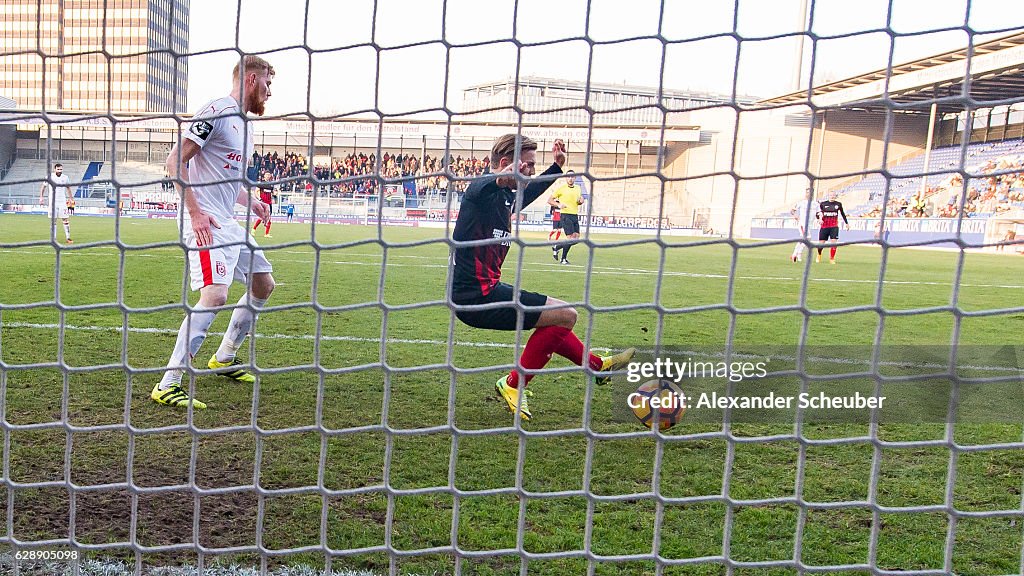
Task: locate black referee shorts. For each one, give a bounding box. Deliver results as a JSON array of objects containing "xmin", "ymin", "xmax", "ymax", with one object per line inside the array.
[
  {"xmin": 453, "ymin": 282, "xmax": 548, "ymax": 331},
  {"xmin": 561, "ymin": 213, "xmax": 580, "ymax": 235}
]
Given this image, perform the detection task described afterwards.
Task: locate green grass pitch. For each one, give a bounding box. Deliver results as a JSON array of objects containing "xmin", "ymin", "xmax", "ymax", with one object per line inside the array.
[{"xmin": 1, "ymin": 213, "xmax": 1022, "ymax": 575}]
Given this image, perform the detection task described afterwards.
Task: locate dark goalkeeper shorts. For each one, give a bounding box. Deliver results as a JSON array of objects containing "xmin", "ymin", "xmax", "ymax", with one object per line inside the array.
[
  {"xmin": 561, "ymin": 213, "xmax": 580, "ymax": 235},
  {"xmin": 453, "ymin": 282, "xmax": 548, "ymax": 331},
  {"xmin": 818, "ymin": 226, "xmax": 840, "ymax": 241}
]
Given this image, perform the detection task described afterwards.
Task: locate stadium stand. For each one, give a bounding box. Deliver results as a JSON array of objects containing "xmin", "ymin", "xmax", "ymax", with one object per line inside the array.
[
  {"xmin": 831, "ymin": 138, "xmax": 1024, "ymax": 219},
  {"xmin": 2, "ymin": 132, "xmax": 685, "ymax": 226},
  {"xmin": 252, "ymin": 151, "xmax": 676, "ymax": 220},
  {"xmin": 0, "ymin": 158, "xmax": 170, "ymax": 207}
]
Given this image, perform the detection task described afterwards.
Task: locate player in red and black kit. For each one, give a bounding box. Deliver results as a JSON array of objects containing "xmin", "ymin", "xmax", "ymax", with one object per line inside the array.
[
  {"xmin": 548, "ymin": 205, "xmax": 562, "ymax": 260},
  {"xmin": 816, "ymin": 191, "xmax": 849, "ymax": 264},
  {"xmin": 252, "ymin": 184, "xmax": 274, "ymax": 238},
  {"xmin": 450, "ymin": 135, "xmax": 634, "ymax": 422}
]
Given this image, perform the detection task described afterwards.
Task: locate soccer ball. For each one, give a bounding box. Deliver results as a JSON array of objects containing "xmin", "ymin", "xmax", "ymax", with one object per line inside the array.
[{"xmin": 630, "ymin": 379, "xmax": 685, "ymax": 431}]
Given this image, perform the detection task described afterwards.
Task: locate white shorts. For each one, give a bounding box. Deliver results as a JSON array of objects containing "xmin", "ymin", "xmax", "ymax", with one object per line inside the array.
[
  {"xmin": 47, "ymin": 204, "xmax": 71, "ymax": 220},
  {"xmin": 182, "ymin": 221, "xmax": 273, "ymax": 291}
]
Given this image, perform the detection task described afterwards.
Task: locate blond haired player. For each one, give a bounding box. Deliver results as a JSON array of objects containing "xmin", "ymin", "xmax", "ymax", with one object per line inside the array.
[
  {"xmin": 449, "ymin": 136, "xmax": 633, "ymax": 421},
  {"xmin": 153, "ymin": 55, "xmax": 277, "ymax": 409},
  {"xmin": 40, "ymin": 163, "xmax": 73, "ymax": 244}
]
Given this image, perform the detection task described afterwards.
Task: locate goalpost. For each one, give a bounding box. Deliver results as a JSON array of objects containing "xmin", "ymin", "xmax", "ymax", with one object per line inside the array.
[{"xmin": 3, "ymin": 1, "xmax": 1024, "ymax": 575}]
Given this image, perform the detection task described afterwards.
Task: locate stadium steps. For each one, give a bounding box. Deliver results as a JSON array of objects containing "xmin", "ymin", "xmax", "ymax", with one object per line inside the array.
[
  {"xmin": 0, "ymin": 160, "xmax": 92, "ymax": 203},
  {"xmin": 93, "ymin": 160, "xmax": 166, "ymax": 187},
  {"xmin": 0, "ymin": 159, "xmax": 169, "ymax": 204},
  {"xmin": 587, "ymin": 165, "xmax": 679, "ymax": 218}
]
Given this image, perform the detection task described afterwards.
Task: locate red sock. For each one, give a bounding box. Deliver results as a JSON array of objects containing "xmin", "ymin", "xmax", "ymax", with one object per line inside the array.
[
  {"xmin": 507, "ymin": 326, "xmax": 562, "ymax": 388},
  {"xmin": 507, "ymin": 326, "xmax": 602, "ymax": 388},
  {"xmin": 830, "ymin": 246, "xmax": 837, "ymax": 259},
  {"xmin": 253, "ymin": 219, "xmax": 262, "ymax": 231},
  {"xmin": 553, "ymin": 328, "xmax": 604, "ymax": 371},
  {"xmin": 265, "ymin": 219, "xmax": 272, "ymax": 234}
]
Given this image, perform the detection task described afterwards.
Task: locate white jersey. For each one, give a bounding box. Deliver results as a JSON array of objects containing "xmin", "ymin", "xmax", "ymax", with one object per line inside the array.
[
  {"xmin": 794, "ymin": 199, "xmax": 811, "ymax": 230},
  {"xmin": 46, "ymin": 173, "xmax": 71, "ymax": 218},
  {"xmin": 181, "ymin": 96, "xmax": 253, "ymax": 224},
  {"xmin": 47, "ymin": 173, "xmax": 70, "ymax": 205}
]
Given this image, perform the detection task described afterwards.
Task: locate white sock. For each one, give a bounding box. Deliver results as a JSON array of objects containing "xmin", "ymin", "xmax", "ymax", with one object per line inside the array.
[
  {"xmin": 215, "ymin": 294, "xmax": 267, "ymax": 363},
  {"xmin": 62, "ymin": 221, "xmax": 71, "ymax": 240},
  {"xmin": 160, "ymin": 306, "xmax": 217, "ymax": 389}
]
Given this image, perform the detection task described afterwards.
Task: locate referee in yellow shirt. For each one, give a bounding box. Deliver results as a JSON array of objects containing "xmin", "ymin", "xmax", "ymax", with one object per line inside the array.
[{"xmin": 547, "ymin": 170, "xmax": 584, "ymax": 264}]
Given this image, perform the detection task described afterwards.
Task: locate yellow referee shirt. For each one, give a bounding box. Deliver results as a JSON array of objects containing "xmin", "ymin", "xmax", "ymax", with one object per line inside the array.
[{"xmin": 550, "ymin": 182, "xmax": 583, "ymax": 215}]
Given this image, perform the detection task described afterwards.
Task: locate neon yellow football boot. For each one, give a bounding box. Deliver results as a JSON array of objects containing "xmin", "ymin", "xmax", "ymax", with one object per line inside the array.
[
  {"xmin": 495, "ymin": 376, "xmax": 532, "ymax": 421},
  {"xmin": 208, "ymin": 355, "xmax": 256, "ymax": 384},
  {"xmin": 150, "ymin": 382, "xmax": 207, "ymax": 409},
  {"xmin": 596, "ymin": 347, "xmax": 636, "ymax": 386}
]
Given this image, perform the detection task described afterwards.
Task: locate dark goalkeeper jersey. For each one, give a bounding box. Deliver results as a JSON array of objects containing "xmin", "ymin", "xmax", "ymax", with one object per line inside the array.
[
  {"xmin": 818, "ymin": 200, "xmax": 848, "ymax": 228},
  {"xmin": 450, "ymin": 163, "xmax": 563, "ymax": 300}
]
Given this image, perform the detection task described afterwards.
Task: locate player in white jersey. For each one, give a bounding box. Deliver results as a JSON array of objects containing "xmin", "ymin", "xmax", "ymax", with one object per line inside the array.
[
  {"xmin": 39, "ymin": 163, "xmax": 73, "ymax": 244},
  {"xmin": 790, "ymin": 187, "xmax": 813, "ymax": 263},
  {"xmin": 152, "ymin": 55, "xmax": 276, "ymax": 409}
]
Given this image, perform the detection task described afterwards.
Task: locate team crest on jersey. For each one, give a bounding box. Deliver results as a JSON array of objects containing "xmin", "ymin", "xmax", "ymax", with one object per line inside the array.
[
  {"xmin": 216, "ymin": 261, "xmax": 226, "ymax": 277},
  {"xmin": 190, "ymin": 121, "xmax": 213, "ymax": 140}
]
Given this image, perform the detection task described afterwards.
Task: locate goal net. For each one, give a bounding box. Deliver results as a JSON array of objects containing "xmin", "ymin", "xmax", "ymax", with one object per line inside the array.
[{"xmin": 2, "ymin": 0, "xmax": 1024, "ymax": 575}]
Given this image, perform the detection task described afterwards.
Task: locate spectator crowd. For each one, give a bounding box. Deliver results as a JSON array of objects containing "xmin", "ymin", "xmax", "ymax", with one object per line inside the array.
[
  {"xmin": 862, "ymin": 144, "xmax": 1024, "ymax": 219},
  {"xmin": 250, "ymin": 150, "xmax": 490, "ymax": 199}
]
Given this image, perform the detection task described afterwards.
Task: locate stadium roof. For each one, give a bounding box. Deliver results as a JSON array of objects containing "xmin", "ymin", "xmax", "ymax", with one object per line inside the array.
[
  {"xmin": 760, "ymin": 31, "xmax": 1024, "ymax": 114},
  {"xmin": 0, "ymin": 111, "xmax": 700, "ymax": 142},
  {"xmin": 465, "ymin": 76, "xmax": 760, "ymax": 104}
]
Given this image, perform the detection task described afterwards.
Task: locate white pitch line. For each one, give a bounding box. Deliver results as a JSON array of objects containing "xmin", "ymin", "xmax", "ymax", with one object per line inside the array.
[
  {"xmin": 4, "ymin": 321, "xmax": 1019, "ymax": 373},
  {"xmin": 4, "ymin": 248, "xmax": 1024, "ymax": 289},
  {"xmin": 2, "ymin": 321, "xmax": 518, "ymax": 349}
]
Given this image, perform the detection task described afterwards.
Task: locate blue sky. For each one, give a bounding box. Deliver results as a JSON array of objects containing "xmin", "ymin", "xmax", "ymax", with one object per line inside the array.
[{"xmin": 184, "ymin": 0, "xmax": 1024, "ymax": 116}]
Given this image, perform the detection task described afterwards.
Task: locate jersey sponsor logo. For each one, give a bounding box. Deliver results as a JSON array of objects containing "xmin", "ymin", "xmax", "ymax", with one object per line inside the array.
[
  {"xmin": 190, "ymin": 121, "xmax": 213, "ymax": 140},
  {"xmin": 492, "ymin": 228, "xmax": 512, "ymax": 246},
  {"xmin": 215, "ymin": 261, "xmax": 226, "ymax": 277},
  {"xmin": 222, "ymin": 151, "xmax": 243, "ymax": 171}
]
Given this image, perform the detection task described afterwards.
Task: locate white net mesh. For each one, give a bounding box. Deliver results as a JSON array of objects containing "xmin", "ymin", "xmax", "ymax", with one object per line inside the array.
[{"xmin": 2, "ymin": 0, "xmax": 1024, "ymax": 575}]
